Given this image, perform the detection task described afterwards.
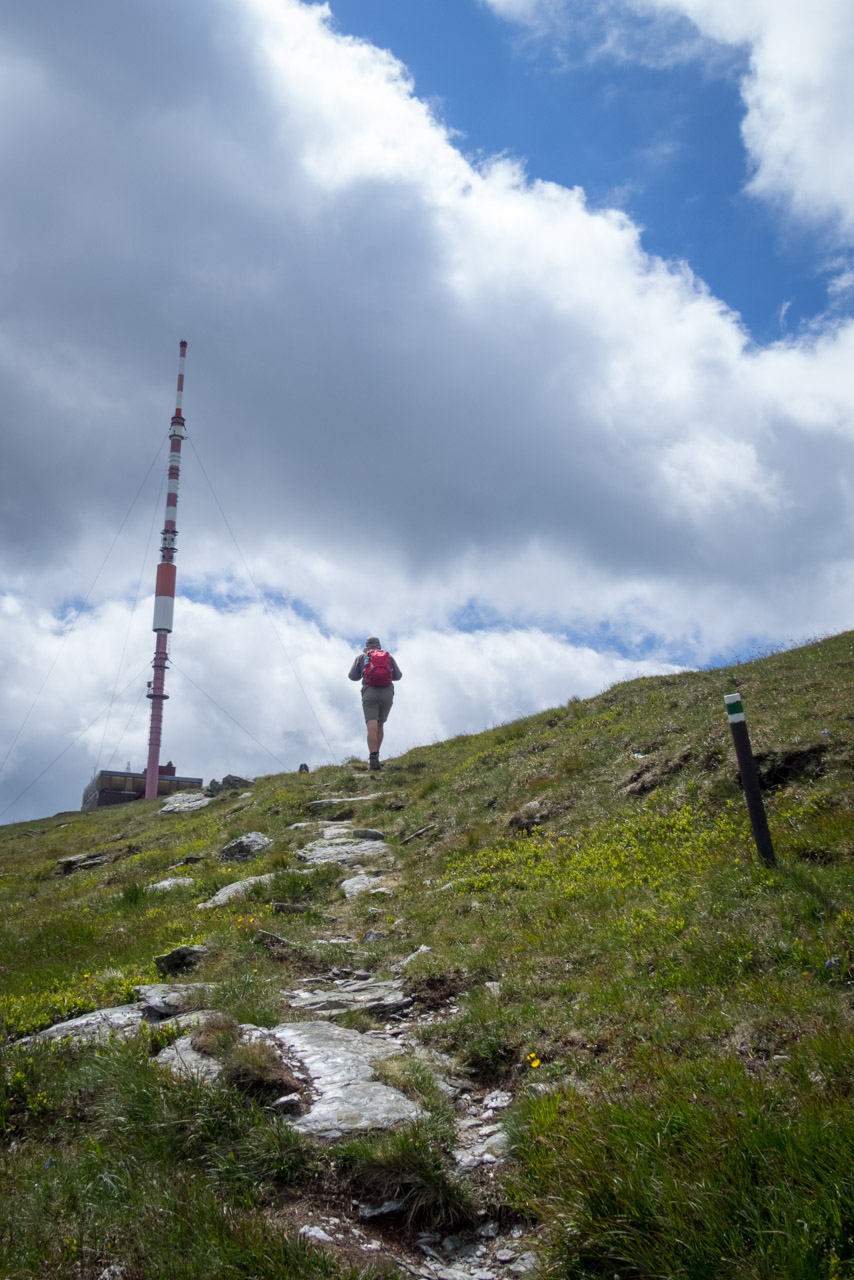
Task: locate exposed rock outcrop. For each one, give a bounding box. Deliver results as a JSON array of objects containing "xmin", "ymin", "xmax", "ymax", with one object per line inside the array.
[
  {"xmin": 285, "ymin": 977, "xmax": 413, "ymax": 1017},
  {"xmin": 134, "ymin": 983, "xmax": 214, "ymax": 1018},
  {"xmin": 55, "ymin": 853, "xmax": 109, "ymax": 875},
  {"xmin": 297, "ymin": 824, "xmax": 391, "ymax": 866},
  {"xmin": 19, "ymin": 805, "xmax": 543, "ymax": 1280},
  {"xmin": 23, "ymin": 1005, "xmax": 211, "ymax": 1046},
  {"xmin": 160, "ymin": 791, "xmax": 211, "ymax": 813},
  {"xmin": 154, "ymin": 944, "xmax": 207, "ymax": 975},
  {"xmin": 265, "ymin": 1021, "xmax": 423, "ymax": 1140},
  {"xmin": 197, "ymin": 872, "xmax": 275, "ymax": 909},
  {"xmin": 218, "ymin": 831, "xmax": 272, "ymax": 862},
  {"xmin": 206, "ymin": 775, "xmax": 253, "ymax": 795},
  {"xmin": 308, "ymin": 795, "xmax": 383, "ymax": 807},
  {"xmin": 148, "ymin": 876, "xmax": 194, "ymax": 892},
  {"xmin": 341, "ymin": 871, "xmax": 392, "ymax": 898}
]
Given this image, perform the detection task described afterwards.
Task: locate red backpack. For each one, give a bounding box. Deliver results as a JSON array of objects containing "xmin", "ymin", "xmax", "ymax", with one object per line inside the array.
[{"xmin": 364, "ymin": 649, "xmax": 393, "ymax": 687}]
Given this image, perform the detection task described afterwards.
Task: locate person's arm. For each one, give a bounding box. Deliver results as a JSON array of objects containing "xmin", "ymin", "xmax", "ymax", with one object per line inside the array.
[
  {"xmin": 348, "ymin": 655, "xmax": 365, "ymax": 681},
  {"xmin": 391, "ymin": 656, "xmax": 402, "ymax": 681}
]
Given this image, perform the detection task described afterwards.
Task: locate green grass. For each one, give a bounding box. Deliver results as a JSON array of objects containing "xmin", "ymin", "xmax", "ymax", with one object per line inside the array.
[
  {"xmin": 334, "ymin": 1121, "xmax": 478, "ymax": 1228},
  {"xmin": 508, "ymin": 1052, "xmax": 854, "ymax": 1279},
  {"xmin": 0, "ymin": 1034, "xmax": 337, "ymax": 1279},
  {"xmin": 4, "ymin": 632, "xmax": 854, "ymax": 1275}
]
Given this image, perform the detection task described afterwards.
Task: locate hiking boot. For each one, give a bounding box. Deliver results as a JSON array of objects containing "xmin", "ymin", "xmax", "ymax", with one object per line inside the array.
[{"xmin": 369, "ymin": 753, "xmax": 381, "ymax": 772}]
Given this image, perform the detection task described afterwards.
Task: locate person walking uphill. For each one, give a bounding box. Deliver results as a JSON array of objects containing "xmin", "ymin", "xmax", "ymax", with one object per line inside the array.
[{"xmin": 348, "ymin": 636, "xmax": 402, "ymax": 771}]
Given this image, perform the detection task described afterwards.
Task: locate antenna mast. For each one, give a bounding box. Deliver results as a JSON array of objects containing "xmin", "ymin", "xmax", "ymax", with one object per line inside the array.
[{"xmin": 144, "ymin": 340, "xmax": 188, "ymax": 800}]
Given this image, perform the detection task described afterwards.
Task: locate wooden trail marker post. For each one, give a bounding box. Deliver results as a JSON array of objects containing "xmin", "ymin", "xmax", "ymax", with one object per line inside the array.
[{"xmin": 724, "ymin": 693, "xmax": 776, "ymax": 868}]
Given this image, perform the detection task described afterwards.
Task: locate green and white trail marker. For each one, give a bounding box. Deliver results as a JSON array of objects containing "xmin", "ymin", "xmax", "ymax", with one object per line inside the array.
[{"xmin": 724, "ymin": 691, "xmax": 776, "ymax": 868}]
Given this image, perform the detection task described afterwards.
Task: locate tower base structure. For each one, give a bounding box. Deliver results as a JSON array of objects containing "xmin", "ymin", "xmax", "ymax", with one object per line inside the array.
[{"xmin": 81, "ymin": 761, "xmax": 203, "ymax": 811}]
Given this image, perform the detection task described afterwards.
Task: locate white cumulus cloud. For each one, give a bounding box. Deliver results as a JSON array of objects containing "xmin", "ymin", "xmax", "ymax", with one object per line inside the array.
[
  {"xmin": 481, "ymin": 0, "xmax": 854, "ymax": 241},
  {"xmin": 1, "ymin": 0, "xmax": 854, "ymax": 818}
]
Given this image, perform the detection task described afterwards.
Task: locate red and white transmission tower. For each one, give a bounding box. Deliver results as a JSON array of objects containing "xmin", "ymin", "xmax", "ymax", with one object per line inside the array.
[{"xmin": 144, "ymin": 340, "xmax": 188, "ymax": 800}]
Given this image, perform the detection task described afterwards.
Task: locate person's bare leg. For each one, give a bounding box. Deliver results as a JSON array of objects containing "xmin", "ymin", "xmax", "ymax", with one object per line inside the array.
[
  {"xmin": 376, "ymin": 722, "xmax": 384, "ymax": 751},
  {"xmin": 367, "ymin": 720, "xmax": 380, "ymax": 754}
]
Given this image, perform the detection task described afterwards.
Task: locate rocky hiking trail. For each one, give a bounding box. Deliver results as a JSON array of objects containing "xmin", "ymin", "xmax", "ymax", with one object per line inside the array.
[{"xmin": 25, "ymin": 793, "xmax": 541, "ymax": 1280}]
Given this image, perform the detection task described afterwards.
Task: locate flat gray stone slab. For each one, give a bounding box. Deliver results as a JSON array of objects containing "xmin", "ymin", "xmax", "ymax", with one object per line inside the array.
[
  {"xmin": 268, "ymin": 1021, "xmax": 422, "ymax": 1139},
  {"xmin": 148, "ymin": 876, "xmax": 195, "ymax": 892},
  {"xmin": 286, "ymin": 978, "xmax": 412, "ymax": 1017},
  {"xmin": 294, "ymin": 1080, "xmax": 419, "ymax": 1139},
  {"xmin": 197, "ymin": 872, "xmax": 275, "ymax": 908},
  {"xmin": 297, "ymin": 838, "xmax": 390, "ymax": 866},
  {"xmin": 23, "ymin": 1003, "xmax": 147, "ymax": 1044},
  {"xmin": 341, "ymin": 873, "xmax": 390, "ymax": 898},
  {"xmin": 269, "ymin": 1020, "xmax": 400, "ymax": 1083},
  {"xmin": 134, "ymin": 983, "xmax": 215, "ymax": 1018},
  {"xmin": 308, "ymin": 796, "xmax": 383, "ymax": 807},
  {"xmin": 155, "ymin": 1018, "xmax": 423, "ymax": 1139},
  {"xmin": 23, "ymin": 1005, "xmax": 212, "ymax": 1046},
  {"xmin": 218, "ymin": 831, "xmax": 272, "ymax": 862},
  {"xmin": 56, "ymin": 853, "xmax": 109, "ymax": 874},
  {"xmin": 157, "ymin": 1032, "xmax": 224, "ymax": 1082},
  {"xmin": 160, "ymin": 792, "xmax": 212, "ymax": 813}
]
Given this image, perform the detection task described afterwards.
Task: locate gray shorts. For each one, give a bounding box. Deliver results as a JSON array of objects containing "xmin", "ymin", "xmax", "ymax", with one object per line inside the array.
[{"xmin": 362, "ymin": 685, "xmax": 394, "ymax": 724}]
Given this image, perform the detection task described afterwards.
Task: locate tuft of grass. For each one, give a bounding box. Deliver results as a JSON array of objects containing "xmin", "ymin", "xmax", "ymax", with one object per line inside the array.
[
  {"xmin": 207, "ymin": 971, "xmax": 288, "ymax": 1027},
  {"xmin": 190, "ymin": 1011, "xmax": 240, "ymax": 1057},
  {"xmin": 371, "ymin": 1055, "xmax": 456, "ymax": 1140},
  {"xmin": 334, "ymin": 1122, "xmax": 478, "ymax": 1229},
  {"xmin": 429, "ymin": 990, "xmax": 523, "ymax": 1083},
  {"xmin": 331, "ymin": 1008, "xmax": 383, "ymax": 1033},
  {"xmin": 268, "ymin": 863, "xmax": 340, "ymax": 902},
  {"xmin": 119, "ymin": 880, "xmax": 146, "ymax": 908},
  {"xmin": 219, "ymin": 1037, "xmax": 301, "ymax": 1100}
]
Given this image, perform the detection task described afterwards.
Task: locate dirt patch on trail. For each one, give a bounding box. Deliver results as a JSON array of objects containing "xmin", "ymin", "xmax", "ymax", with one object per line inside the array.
[
  {"xmin": 751, "ymin": 745, "xmax": 827, "ymax": 791},
  {"xmin": 403, "ymin": 970, "xmax": 470, "ymax": 1010},
  {"xmin": 724, "ymin": 1017, "xmax": 808, "ymax": 1077},
  {"xmin": 620, "ymin": 747, "xmax": 692, "ymax": 796}
]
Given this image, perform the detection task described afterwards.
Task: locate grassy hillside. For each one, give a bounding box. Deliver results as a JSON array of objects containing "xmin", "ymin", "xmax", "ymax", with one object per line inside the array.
[{"xmin": 3, "ymin": 632, "xmax": 854, "ymax": 1278}]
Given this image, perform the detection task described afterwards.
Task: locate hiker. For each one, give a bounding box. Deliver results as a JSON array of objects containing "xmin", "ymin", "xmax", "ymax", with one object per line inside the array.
[{"xmin": 348, "ymin": 636, "xmax": 402, "ymax": 771}]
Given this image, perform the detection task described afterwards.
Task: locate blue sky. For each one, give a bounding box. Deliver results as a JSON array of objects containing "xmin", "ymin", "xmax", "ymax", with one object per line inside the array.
[
  {"xmin": 1, "ymin": 0, "xmax": 854, "ymax": 820},
  {"xmin": 329, "ymin": 0, "xmax": 835, "ymax": 341}
]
